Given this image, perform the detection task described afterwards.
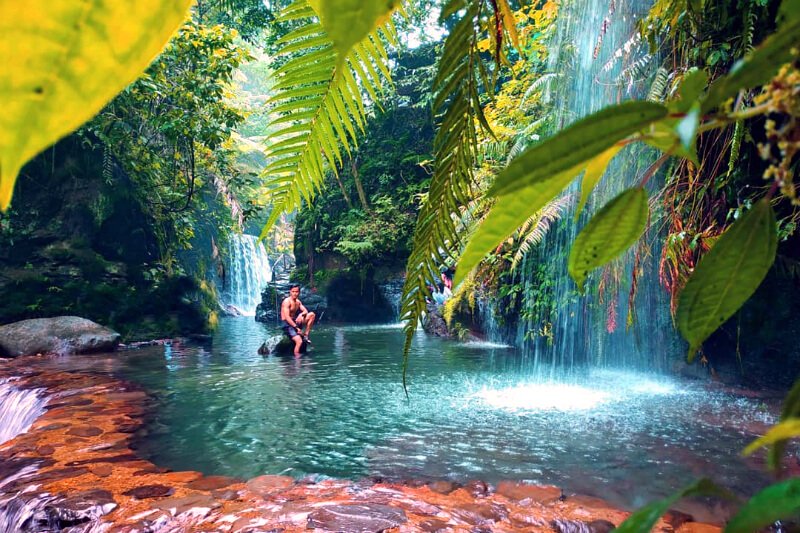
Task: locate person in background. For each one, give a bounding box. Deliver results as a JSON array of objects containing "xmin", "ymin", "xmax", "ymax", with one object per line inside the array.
[{"xmin": 280, "ymin": 284, "xmax": 316, "ymax": 356}]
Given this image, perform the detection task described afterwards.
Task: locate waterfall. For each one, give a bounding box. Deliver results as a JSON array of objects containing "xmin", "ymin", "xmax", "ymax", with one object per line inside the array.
[
  {"xmin": 222, "ymin": 234, "xmax": 273, "ymax": 316},
  {"xmin": 512, "ymin": 0, "xmax": 679, "ymax": 376},
  {"xmin": 0, "ymin": 379, "xmax": 47, "ymax": 445}
]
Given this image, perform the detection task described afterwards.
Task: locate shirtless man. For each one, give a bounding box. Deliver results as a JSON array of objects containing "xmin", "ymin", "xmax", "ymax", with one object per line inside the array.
[{"xmin": 281, "ymin": 284, "xmax": 316, "ymax": 356}]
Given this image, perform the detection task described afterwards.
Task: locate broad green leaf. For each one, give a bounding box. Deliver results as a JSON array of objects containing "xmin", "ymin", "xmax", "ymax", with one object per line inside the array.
[
  {"xmin": 702, "ymin": 16, "xmax": 800, "ymax": 113},
  {"xmin": 308, "ymin": 0, "xmax": 398, "ymax": 65},
  {"xmin": 615, "ymin": 479, "xmax": 733, "ymax": 533},
  {"xmin": 0, "ymin": 0, "xmax": 193, "ymax": 211},
  {"xmin": 676, "ymin": 199, "xmax": 777, "ymax": 361},
  {"xmin": 779, "ymin": 0, "xmax": 800, "ymax": 22},
  {"xmin": 489, "ymin": 101, "xmax": 668, "ymax": 197},
  {"xmin": 743, "ymin": 419, "xmax": 800, "ymax": 456},
  {"xmin": 575, "ymin": 146, "xmax": 622, "ymax": 219},
  {"xmin": 676, "ymin": 102, "xmax": 701, "ymax": 158},
  {"xmin": 568, "ymin": 188, "xmax": 649, "ymax": 291},
  {"xmin": 455, "ymin": 166, "xmax": 581, "ymax": 285},
  {"xmin": 642, "ymin": 119, "xmax": 697, "ymax": 164},
  {"xmin": 672, "ymin": 68, "xmax": 708, "ymax": 113},
  {"xmin": 726, "ymin": 479, "xmax": 800, "ymax": 533}
]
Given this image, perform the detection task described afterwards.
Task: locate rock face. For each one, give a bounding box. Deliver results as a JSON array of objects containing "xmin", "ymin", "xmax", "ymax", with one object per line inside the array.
[{"xmin": 0, "ymin": 316, "xmax": 120, "ymax": 358}]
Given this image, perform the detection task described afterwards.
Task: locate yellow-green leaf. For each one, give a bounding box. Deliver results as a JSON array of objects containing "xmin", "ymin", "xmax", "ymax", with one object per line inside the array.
[
  {"xmin": 575, "ymin": 145, "xmax": 622, "ymax": 219},
  {"xmin": 676, "ymin": 199, "xmax": 777, "ymax": 361},
  {"xmin": 308, "ymin": 0, "xmax": 398, "ymax": 65},
  {"xmin": 496, "ymin": 0, "xmax": 521, "ymax": 51},
  {"xmin": 568, "ymin": 188, "xmax": 649, "ymax": 292},
  {"xmin": 454, "ymin": 165, "xmax": 581, "ymax": 286},
  {"xmin": 743, "ymin": 419, "xmax": 800, "ymax": 457},
  {"xmin": 0, "ymin": 0, "xmax": 192, "ymax": 211}
]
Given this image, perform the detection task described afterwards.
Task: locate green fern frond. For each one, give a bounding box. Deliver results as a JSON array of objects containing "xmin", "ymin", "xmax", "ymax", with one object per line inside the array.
[
  {"xmin": 510, "ymin": 194, "xmax": 572, "ymax": 271},
  {"xmin": 399, "ymin": 0, "xmax": 496, "ymax": 376},
  {"xmin": 647, "ymin": 67, "xmax": 670, "ymax": 102},
  {"xmin": 259, "ymin": 0, "xmax": 396, "ymax": 237}
]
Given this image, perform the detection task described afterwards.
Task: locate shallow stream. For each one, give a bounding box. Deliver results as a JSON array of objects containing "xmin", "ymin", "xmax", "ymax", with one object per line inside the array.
[{"xmin": 43, "ymin": 317, "xmax": 777, "ymax": 510}]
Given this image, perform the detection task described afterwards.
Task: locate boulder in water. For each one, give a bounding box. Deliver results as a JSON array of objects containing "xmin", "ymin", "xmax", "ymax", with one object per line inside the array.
[
  {"xmin": 0, "ymin": 316, "xmax": 121, "ymax": 358},
  {"xmin": 258, "ymin": 334, "xmax": 308, "ymax": 355}
]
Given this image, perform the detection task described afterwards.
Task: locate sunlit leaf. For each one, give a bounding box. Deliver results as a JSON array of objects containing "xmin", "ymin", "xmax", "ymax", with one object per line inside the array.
[
  {"xmin": 308, "ymin": 0, "xmax": 398, "ymax": 64},
  {"xmin": 676, "ymin": 199, "xmax": 777, "ymax": 361},
  {"xmin": 0, "ymin": 0, "xmax": 193, "ymax": 211},
  {"xmin": 455, "ymin": 165, "xmax": 581, "ymax": 285},
  {"xmin": 568, "ymin": 188, "xmax": 649, "ymax": 291},
  {"xmin": 489, "ymin": 101, "xmax": 668, "ymax": 197},
  {"xmin": 764, "ymin": 377, "xmax": 800, "ymax": 469},
  {"xmin": 675, "ymin": 102, "xmax": 701, "ymax": 160},
  {"xmin": 743, "ymin": 419, "xmax": 800, "ymax": 456},
  {"xmin": 702, "ymin": 16, "xmax": 800, "ymax": 112},
  {"xmin": 575, "ymin": 145, "xmax": 621, "ymax": 219},
  {"xmin": 497, "ymin": 0, "xmax": 521, "ymax": 51},
  {"xmin": 615, "ymin": 479, "xmax": 733, "ymax": 533},
  {"xmin": 726, "ymin": 479, "xmax": 800, "ymax": 533},
  {"xmin": 673, "ymin": 68, "xmax": 708, "ymax": 113}
]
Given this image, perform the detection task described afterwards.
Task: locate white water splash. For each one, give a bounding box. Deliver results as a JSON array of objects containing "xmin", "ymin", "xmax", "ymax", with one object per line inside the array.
[
  {"xmin": 0, "ymin": 379, "xmax": 47, "ymax": 445},
  {"xmin": 223, "ymin": 234, "xmax": 272, "ymax": 316}
]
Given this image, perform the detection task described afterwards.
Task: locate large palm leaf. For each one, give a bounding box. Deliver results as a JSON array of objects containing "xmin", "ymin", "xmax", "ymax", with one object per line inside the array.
[{"xmin": 258, "ymin": 0, "xmax": 397, "ymax": 238}]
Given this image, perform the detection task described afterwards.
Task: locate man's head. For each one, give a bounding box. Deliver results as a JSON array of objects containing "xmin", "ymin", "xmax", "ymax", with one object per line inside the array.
[{"xmin": 288, "ymin": 284, "xmax": 301, "ymax": 299}]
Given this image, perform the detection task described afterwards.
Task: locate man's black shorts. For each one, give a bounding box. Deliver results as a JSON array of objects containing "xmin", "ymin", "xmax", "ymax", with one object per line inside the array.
[{"xmin": 281, "ymin": 321, "xmax": 301, "ymax": 338}]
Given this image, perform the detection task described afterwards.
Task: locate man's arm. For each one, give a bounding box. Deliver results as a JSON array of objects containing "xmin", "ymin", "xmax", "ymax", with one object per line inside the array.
[{"xmin": 299, "ymin": 302, "xmax": 309, "ymax": 315}]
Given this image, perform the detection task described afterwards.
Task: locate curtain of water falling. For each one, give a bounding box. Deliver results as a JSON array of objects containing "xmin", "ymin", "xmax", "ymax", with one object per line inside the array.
[
  {"xmin": 511, "ymin": 0, "xmax": 679, "ymax": 376},
  {"xmin": 223, "ymin": 234, "xmax": 273, "ymax": 315},
  {"xmin": 0, "ymin": 379, "xmax": 47, "ymax": 445}
]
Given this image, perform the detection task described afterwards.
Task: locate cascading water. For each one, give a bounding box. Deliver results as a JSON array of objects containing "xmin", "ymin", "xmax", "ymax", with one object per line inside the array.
[
  {"xmin": 0, "ymin": 379, "xmax": 47, "ymax": 445},
  {"xmin": 221, "ymin": 234, "xmax": 273, "ymax": 316},
  {"xmin": 511, "ymin": 0, "xmax": 678, "ymax": 376}
]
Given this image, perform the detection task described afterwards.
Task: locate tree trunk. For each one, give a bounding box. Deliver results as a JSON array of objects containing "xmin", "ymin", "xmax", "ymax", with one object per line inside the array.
[{"xmin": 351, "ymin": 157, "xmax": 370, "ymax": 211}]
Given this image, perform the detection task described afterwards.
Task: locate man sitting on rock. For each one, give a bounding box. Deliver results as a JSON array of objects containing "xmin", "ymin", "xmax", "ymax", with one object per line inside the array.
[{"xmin": 280, "ymin": 284, "xmax": 316, "ymax": 356}]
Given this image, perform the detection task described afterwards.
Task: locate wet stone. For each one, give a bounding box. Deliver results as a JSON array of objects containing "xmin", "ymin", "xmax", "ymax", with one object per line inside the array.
[
  {"xmin": 36, "ymin": 445, "xmax": 55, "ymax": 455},
  {"xmin": 38, "ymin": 423, "xmax": 68, "ymax": 431},
  {"xmin": 66, "ymin": 454, "xmax": 139, "ymax": 466},
  {"xmin": 186, "ymin": 475, "xmax": 240, "ymax": 491},
  {"xmin": 419, "ymin": 518, "xmax": 452, "ymax": 532},
  {"xmin": 589, "ymin": 519, "xmax": 617, "ymax": 533},
  {"xmin": 44, "ymin": 489, "xmax": 117, "ymax": 528},
  {"xmin": 211, "ymin": 488, "xmax": 240, "ymax": 501},
  {"xmin": 427, "ymin": 480, "xmax": 459, "ymax": 494},
  {"xmin": 151, "ymin": 493, "xmax": 220, "ymax": 515},
  {"xmin": 307, "ymin": 504, "xmax": 408, "ymax": 532},
  {"xmin": 123, "ymin": 485, "xmax": 174, "ymax": 499},
  {"xmin": 665, "ymin": 509, "xmax": 695, "ymax": 529},
  {"xmin": 90, "ymin": 464, "xmax": 113, "ymax": 477},
  {"xmin": 496, "ymin": 482, "xmax": 562, "ymax": 503},
  {"xmin": 30, "ymin": 466, "xmax": 90, "ymax": 482},
  {"xmin": 246, "ymin": 475, "xmax": 295, "ymax": 497},
  {"xmin": 551, "ymin": 519, "xmax": 594, "ymax": 533},
  {"xmin": 451, "ymin": 503, "xmax": 509, "ymax": 525},
  {"xmin": 132, "ymin": 466, "xmax": 171, "ymax": 476},
  {"xmin": 66, "ymin": 426, "xmax": 103, "ymax": 437},
  {"xmin": 464, "ymin": 480, "xmax": 490, "ymax": 497}
]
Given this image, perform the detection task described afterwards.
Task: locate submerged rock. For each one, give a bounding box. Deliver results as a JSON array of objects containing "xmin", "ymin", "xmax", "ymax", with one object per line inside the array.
[
  {"xmin": 0, "ymin": 316, "xmax": 120, "ymax": 358},
  {"xmin": 307, "ymin": 503, "xmax": 407, "ymax": 532}
]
